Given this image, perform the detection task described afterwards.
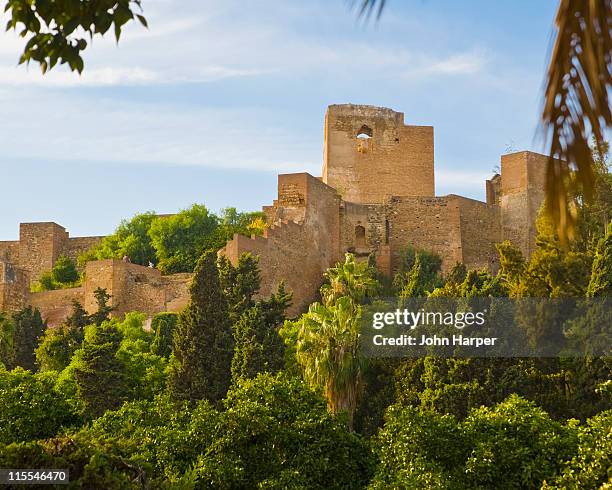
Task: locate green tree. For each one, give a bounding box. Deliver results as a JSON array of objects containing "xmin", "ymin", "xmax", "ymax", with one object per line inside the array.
[
  {"xmin": 0, "ymin": 431, "xmax": 149, "ymax": 489},
  {"xmin": 65, "ymin": 300, "xmax": 89, "ymax": 340},
  {"xmin": 52, "ymin": 255, "xmax": 80, "ymax": 284},
  {"xmin": 89, "ymin": 394, "xmax": 213, "ymax": 480},
  {"xmin": 148, "ymin": 204, "xmax": 222, "ymax": 273},
  {"xmin": 195, "ymin": 374, "xmax": 374, "ymax": 489},
  {"xmin": 167, "ymin": 251, "xmax": 233, "ymax": 404},
  {"xmin": 4, "ymin": 0, "xmax": 148, "ymax": 74},
  {"xmin": 0, "ymin": 368, "xmax": 80, "ymax": 444},
  {"xmin": 370, "ymin": 404, "xmax": 467, "ymax": 489},
  {"xmin": 371, "ymin": 395, "xmax": 578, "ymax": 489},
  {"xmin": 32, "ymin": 256, "xmax": 81, "ymax": 292},
  {"xmin": 321, "ymin": 253, "xmax": 379, "ymax": 305},
  {"xmin": 35, "ymin": 326, "xmax": 80, "ymax": 372},
  {"xmin": 587, "ymin": 222, "xmax": 612, "ymax": 297},
  {"xmin": 394, "ymin": 247, "xmax": 443, "ymax": 298},
  {"xmin": 217, "ymin": 207, "xmax": 267, "ymax": 242},
  {"xmin": 544, "ymin": 409, "xmax": 612, "ymax": 489},
  {"xmin": 446, "ymin": 262, "xmax": 467, "ymax": 285},
  {"xmin": 73, "ymin": 322, "xmax": 128, "ymax": 418},
  {"xmin": 231, "ymin": 284, "xmax": 291, "ymax": 381},
  {"xmin": 496, "ymin": 240, "xmax": 526, "ymax": 292},
  {"xmin": 36, "ymin": 301, "xmax": 90, "ymax": 372},
  {"xmin": 79, "ymin": 211, "xmax": 158, "ymax": 266},
  {"xmin": 0, "ymin": 313, "xmax": 15, "ymax": 369},
  {"xmin": 149, "ymin": 312, "xmax": 177, "ymax": 358},
  {"xmin": 11, "ymin": 306, "xmax": 46, "ymax": 371},
  {"xmin": 285, "ymin": 255, "xmax": 378, "ymax": 428},
  {"xmin": 462, "ymin": 395, "xmax": 577, "ymax": 489},
  {"xmin": 293, "ymin": 296, "xmax": 365, "ymax": 429},
  {"xmin": 89, "ymin": 288, "xmax": 113, "ymax": 326},
  {"xmin": 218, "ymin": 252, "xmax": 262, "ymax": 322}
]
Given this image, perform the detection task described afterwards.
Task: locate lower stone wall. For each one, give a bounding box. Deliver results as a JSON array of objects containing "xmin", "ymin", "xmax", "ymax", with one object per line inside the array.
[
  {"xmin": 386, "ymin": 196, "xmax": 463, "ymax": 273},
  {"xmin": 453, "ymin": 195, "xmax": 501, "ymax": 271},
  {"xmin": 19, "ymin": 260, "xmax": 192, "ymax": 327},
  {"xmin": 29, "ymin": 288, "xmax": 85, "ymax": 327},
  {"xmin": 84, "ymin": 260, "xmax": 191, "ymax": 320},
  {"xmin": 0, "ymin": 262, "xmax": 29, "ymax": 313},
  {"xmin": 222, "ymin": 221, "xmax": 324, "ymax": 315},
  {"xmin": 163, "ymin": 273, "xmax": 191, "ymax": 312}
]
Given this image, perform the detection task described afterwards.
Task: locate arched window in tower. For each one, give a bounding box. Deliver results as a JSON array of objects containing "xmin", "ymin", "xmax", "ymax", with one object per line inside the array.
[
  {"xmin": 355, "ymin": 225, "xmax": 366, "ymax": 249},
  {"xmin": 356, "ymin": 125, "xmax": 373, "ymax": 139}
]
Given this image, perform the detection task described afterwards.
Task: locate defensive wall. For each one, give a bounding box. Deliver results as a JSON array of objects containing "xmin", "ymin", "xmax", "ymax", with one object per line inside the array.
[{"xmin": 0, "ymin": 104, "xmax": 549, "ymax": 324}]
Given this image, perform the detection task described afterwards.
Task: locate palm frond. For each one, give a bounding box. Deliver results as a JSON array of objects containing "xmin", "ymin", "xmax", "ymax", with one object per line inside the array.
[
  {"xmin": 350, "ymin": 0, "xmax": 386, "ymax": 20},
  {"xmin": 542, "ymin": 0, "xmax": 612, "ymax": 243}
]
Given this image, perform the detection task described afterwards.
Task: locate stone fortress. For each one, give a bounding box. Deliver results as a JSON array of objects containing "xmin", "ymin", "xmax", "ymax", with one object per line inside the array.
[{"xmin": 0, "ymin": 104, "xmax": 548, "ymax": 323}]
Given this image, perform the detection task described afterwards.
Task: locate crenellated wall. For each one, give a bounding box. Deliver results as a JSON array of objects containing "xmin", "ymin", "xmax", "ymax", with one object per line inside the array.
[
  {"xmin": 0, "ymin": 104, "xmax": 551, "ymax": 322},
  {"xmin": 221, "ymin": 172, "xmax": 343, "ymax": 314},
  {"xmin": 24, "ymin": 260, "xmax": 192, "ymax": 327}
]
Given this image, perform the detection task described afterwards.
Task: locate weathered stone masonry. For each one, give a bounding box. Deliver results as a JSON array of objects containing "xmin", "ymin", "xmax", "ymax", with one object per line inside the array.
[
  {"xmin": 220, "ymin": 104, "xmax": 547, "ymax": 314},
  {"xmin": 0, "ymin": 104, "xmax": 548, "ymax": 323}
]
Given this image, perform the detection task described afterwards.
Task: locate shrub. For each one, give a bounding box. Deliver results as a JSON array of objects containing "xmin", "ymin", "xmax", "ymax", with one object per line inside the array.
[
  {"xmin": 0, "ymin": 368, "xmax": 81, "ymax": 444},
  {"xmin": 195, "ymin": 374, "xmax": 375, "ymax": 488}
]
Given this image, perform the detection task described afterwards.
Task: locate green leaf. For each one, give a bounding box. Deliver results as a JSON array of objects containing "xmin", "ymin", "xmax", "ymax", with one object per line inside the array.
[{"xmin": 63, "ymin": 18, "xmax": 80, "ymax": 35}]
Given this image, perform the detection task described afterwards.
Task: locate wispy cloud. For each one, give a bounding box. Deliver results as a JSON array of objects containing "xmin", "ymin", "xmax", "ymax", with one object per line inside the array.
[
  {"xmin": 0, "ymin": 89, "xmax": 321, "ymax": 173},
  {"xmin": 0, "ymin": 0, "xmax": 489, "ymax": 89},
  {"xmin": 399, "ymin": 50, "xmax": 489, "ymax": 81},
  {"xmin": 428, "ymin": 51, "xmax": 487, "ymax": 75},
  {"xmin": 0, "ymin": 65, "xmax": 265, "ymax": 87}
]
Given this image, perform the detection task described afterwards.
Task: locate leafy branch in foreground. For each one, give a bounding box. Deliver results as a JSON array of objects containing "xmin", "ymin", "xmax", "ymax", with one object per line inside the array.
[{"xmin": 3, "ymin": 0, "xmax": 148, "ymax": 73}]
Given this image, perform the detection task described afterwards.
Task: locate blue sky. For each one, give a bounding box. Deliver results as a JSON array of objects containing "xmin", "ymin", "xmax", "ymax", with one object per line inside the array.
[{"xmin": 0, "ymin": 0, "xmax": 558, "ymax": 239}]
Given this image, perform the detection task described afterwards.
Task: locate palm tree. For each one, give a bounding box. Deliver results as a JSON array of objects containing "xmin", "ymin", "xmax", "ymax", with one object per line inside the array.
[
  {"xmin": 320, "ymin": 253, "xmax": 379, "ymax": 306},
  {"xmin": 357, "ymin": 0, "xmax": 612, "ymax": 244},
  {"xmin": 296, "ymin": 296, "xmax": 366, "ymax": 429}
]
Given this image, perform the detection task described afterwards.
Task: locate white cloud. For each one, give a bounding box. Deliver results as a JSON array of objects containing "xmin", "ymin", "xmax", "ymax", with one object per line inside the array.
[
  {"xmin": 0, "ymin": 0, "xmax": 489, "ymax": 88},
  {"xmin": 0, "ymin": 89, "xmax": 321, "ymax": 174},
  {"xmin": 428, "ymin": 52, "xmax": 486, "ymax": 75},
  {"xmin": 0, "ymin": 65, "xmax": 265, "ymax": 87},
  {"xmin": 399, "ymin": 50, "xmax": 488, "ymax": 81}
]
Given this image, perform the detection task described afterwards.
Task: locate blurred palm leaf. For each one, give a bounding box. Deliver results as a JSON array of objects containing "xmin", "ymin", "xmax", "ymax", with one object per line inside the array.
[
  {"xmin": 351, "ymin": 0, "xmax": 386, "ymax": 19},
  {"xmin": 542, "ymin": 0, "xmax": 612, "ymax": 243},
  {"xmin": 354, "ymin": 0, "xmax": 612, "ymax": 244}
]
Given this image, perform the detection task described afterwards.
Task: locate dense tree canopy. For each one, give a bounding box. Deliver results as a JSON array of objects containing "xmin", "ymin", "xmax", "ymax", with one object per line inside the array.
[
  {"xmin": 0, "ymin": 189, "xmax": 611, "ymax": 487},
  {"xmin": 79, "ymin": 205, "xmax": 266, "ymax": 273}
]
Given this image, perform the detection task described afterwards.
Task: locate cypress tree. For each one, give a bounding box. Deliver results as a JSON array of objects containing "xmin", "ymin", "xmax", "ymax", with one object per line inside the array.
[
  {"xmin": 231, "ymin": 283, "xmax": 291, "ymax": 381},
  {"xmin": 150, "ymin": 312, "xmax": 178, "ymax": 358},
  {"xmin": 11, "ymin": 306, "xmax": 46, "ymax": 371},
  {"xmin": 89, "ymin": 288, "xmax": 113, "ymax": 326},
  {"xmin": 73, "ymin": 322, "xmax": 127, "ymax": 418},
  {"xmin": 168, "ymin": 251, "xmax": 233, "ymax": 404},
  {"xmin": 218, "ymin": 252, "xmax": 261, "ymax": 322}
]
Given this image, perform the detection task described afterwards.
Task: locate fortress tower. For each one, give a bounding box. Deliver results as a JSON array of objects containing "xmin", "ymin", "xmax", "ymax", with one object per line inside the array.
[
  {"xmin": 0, "ymin": 104, "xmax": 551, "ymax": 322},
  {"xmin": 322, "ymin": 104, "xmax": 434, "ymax": 203},
  {"xmin": 490, "ymin": 151, "xmax": 548, "ymax": 258}
]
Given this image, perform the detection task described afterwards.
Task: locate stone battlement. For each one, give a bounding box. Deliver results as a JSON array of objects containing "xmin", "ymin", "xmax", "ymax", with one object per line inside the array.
[{"xmin": 1, "ymin": 104, "xmax": 549, "ymax": 322}]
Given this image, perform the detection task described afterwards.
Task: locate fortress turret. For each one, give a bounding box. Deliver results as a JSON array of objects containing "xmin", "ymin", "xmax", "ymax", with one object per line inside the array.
[{"xmin": 322, "ymin": 104, "xmax": 434, "ymax": 203}]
